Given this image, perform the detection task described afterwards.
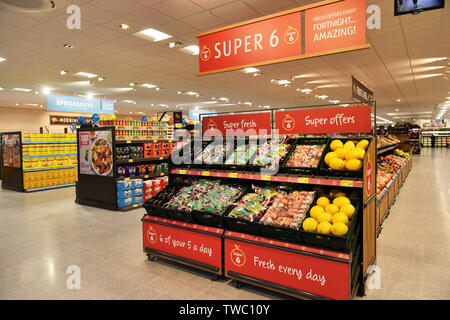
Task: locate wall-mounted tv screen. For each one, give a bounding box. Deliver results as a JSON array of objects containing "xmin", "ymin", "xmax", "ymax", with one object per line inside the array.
[{"xmin": 395, "ymin": 0, "xmax": 445, "ymax": 15}]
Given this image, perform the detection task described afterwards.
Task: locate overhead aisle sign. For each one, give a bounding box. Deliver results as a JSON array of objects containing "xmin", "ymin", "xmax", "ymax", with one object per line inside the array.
[{"xmin": 196, "ymin": 0, "xmax": 369, "ymax": 75}]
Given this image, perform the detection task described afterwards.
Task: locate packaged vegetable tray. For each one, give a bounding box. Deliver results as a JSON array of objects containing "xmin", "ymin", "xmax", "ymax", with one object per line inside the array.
[
  {"xmin": 281, "ymin": 137, "xmax": 329, "ymax": 175},
  {"xmin": 258, "ymin": 189, "xmax": 316, "ymax": 243},
  {"xmin": 247, "ymin": 136, "xmax": 294, "ymax": 173},
  {"xmin": 224, "ymin": 185, "xmax": 278, "ymax": 236}
]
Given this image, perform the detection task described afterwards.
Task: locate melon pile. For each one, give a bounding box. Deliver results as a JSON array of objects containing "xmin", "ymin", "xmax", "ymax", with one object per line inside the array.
[{"xmin": 324, "ymin": 139, "xmax": 369, "ymax": 171}]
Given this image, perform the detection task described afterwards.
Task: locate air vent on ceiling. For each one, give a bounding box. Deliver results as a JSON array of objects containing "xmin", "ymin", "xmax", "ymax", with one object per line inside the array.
[{"xmin": 0, "ymin": 0, "xmax": 55, "ymax": 12}]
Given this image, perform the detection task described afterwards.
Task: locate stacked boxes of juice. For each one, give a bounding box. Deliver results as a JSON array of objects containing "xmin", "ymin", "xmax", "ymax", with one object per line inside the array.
[
  {"xmin": 116, "ymin": 163, "xmax": 168, "ymax": 179},
  {"xmin": 23, "ymin": 168, "xmax": 78, "ymax": 190},
  {"xmin": 117, "ymin": 179, "xmax": 144, "ymax": 208},
  {"xmin": 143, "ymin": 176, "xmax": 168, "ymax": 202}
]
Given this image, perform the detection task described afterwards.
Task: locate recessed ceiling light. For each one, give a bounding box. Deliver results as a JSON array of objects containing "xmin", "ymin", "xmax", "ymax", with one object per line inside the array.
[
  {"xmin": 119, "ymin": 24, "xmax": 130, "ymax": 30},
  {"xmin": 329, "ymin": 99, "xmax": 340, "ymax": 104},
  {"xmin": 396, "ymin": 99, "xmax": 401, "ymax": 102},
  {"xmin": 75, "ymin": 72, "xmax": 98, "ymax": 78},
  {"xmin": 137, "ymin": 28, "xmax": 172, "ymax": 42},
  {"xmin": 0, "ymin": 57, "xmax": 6, "ymax": 62},
  {"xmin": 263, "ymin": 105, "xmax": 271, "ymax": 109},
  {"xmin": 241, "ymin": 67, "xmax": 260, "ymax": 74},
  {"xmin": 130, "ymin": 82, "xmax": 135, "ymax": 87},
  {"xmin": 0, "ymin": 87, "xmax": 4, "ymax": 91},
  {"xmin": 177, "ymin": 91, "xmax": 182, "ymax": 94},
  {"xmin": 168, "ymin": 42, "xmax": 182, "ymax": 48},
  {"xmin": 253, "ymin": 73, "xmax": 263, "ymax": 77},
  {"xmin": 13, "ymin": 88, "xmax": 32, "ymax": 92},
  {"xmin": 34, "ymin": 91, "xmax": 39, "ymax": 94},
  {"xmin": 63, "ymin": 44, "xmax": 74, "ymax": 49},
  {"xmin": 277, "ymin": 80, "xmax": 291, "ymax": 85},
  {"xmin": 395, "ymin": 109, "xmax": 399, "ymax": 112},
  {"xmin": 218, "ymin": 97, "xmax": 229, "ymax": 102},
  {"xmin": 15, "ymin": 103, "xmax": 19, "ymax": 106},
  {"xmin": 141, "ymin": 83, "xmax": 157, "ymax": 88},
  {"xmin": 299, "ymin": 88, "xmax": 313, "ymax": 94},
  {"xmin": 340, "ymin": 104, "xmax": 350, "ymax": 107},
  {"xmin": 185, "ymin": 91, "xmax": 198, "ymax": 96},
  {"xmin": 180, "ymin": 45, "xmax": 199, "ymax": 55},
  {"xmin": 316, "ymin": 95, "xmax": 328, "ymax": 100},
  {"xmin": 43, "ymin": 87, "xmax": 51, "ymax": 95},
  {"xmin": 86, "ymin": 93, "xmax": 94, "ymax": 99},
  {"xmin": 155, "ymin": 87, "xmax": 161, "ymax": 91},
  {"xmin": 40, "ymin": 105, "xmax": 43, "ymax": 108},
  {"xmin": 98, "ymin": 77, "xmax": 105, "ymax": 81},
  {"xmin": 60, "ymin": 70, "xmax": 68, "ymax": 75},
  {"xmin": 243, "ymin": 102, "xmax": 252, "ymax": 106},
  {"xmin": 25, "ymin": 103, "xmax": 39, "ymax": 106}
]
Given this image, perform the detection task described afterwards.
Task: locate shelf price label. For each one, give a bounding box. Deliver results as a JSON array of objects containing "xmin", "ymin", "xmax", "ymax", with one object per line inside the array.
[
  {"xmin": 340, "ymin": 180, "xmax": 354, "ymax": 187},
  {"xmin": 144, "ymin": 175, "xmax": 149, "ymax": 179},
  {"xmin": 179, "ymin": 170, "xmax": 187, "ymax": 175},
  {"xmin": 128, "ymin": 159, "xmax": 134, "ymax": 163},
  {"xmin": 132, "ymin": 204, "xmax": 138, "ymax": 208},
  {"xmin": 261, "ymin": 175, "xmax": 271, "ymax": 181},
  {"xmin": 298, "ymin": 177, "xmax": 309, "ymax": 184},
  {"xmin": 228, "ymin": 172, "xmax": 238, "ymax": 178},
  {"xmin": 126, "ymin": 140, "xmax": 131, "ymax": 144},
  {"xmin": 159, "ymin": 157, "xmax": 164, "ymax": 160},
  {"xmin": 202, "ymin": 171, "xmax": 210, "ymax": 176}
]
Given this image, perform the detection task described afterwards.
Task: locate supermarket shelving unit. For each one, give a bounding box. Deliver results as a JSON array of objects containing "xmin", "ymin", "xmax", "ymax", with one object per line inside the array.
[
  {"xmin": 76, "ymin": 125, "xmax": 171, "ymax": 211},
  {"xmin": 1, "ymin": 132, "xmax": 78, "ymax": 192}
]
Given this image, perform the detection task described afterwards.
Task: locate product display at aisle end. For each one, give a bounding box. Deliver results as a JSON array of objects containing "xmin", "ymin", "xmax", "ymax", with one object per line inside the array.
[
  {"xmin": 421, "ymin": 128, "xmax": 450, "ymax": 148},
  {"xmin": 1, "ymin": 132, "xmax": 78, "ymax": 192},
  {"xmin": 141, "ymin": 103, "xmax": 377, "ymax": 300},
  {"xmin": 76, "ymin": 122, "xmax": 173, "ymax": 211}
]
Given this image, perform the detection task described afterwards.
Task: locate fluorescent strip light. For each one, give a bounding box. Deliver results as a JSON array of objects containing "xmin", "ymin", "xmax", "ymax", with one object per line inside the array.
[
  {"xmin": 185, "ymin": 91, "xmax": 198, "ymax": 96},
  {"xmin": 0, "ymin": 87, "xmax": 3, "ymax": 91},
  {"xmin": 180, "ymin": 45, "xmax": 199, "ymax": 55},
  {"xmin": 75, "ymin": 72, "xmax": 98, "ymax": 78},
  {"xmin": 138, "ymin": 28, "xmax": 172, "ymax": 42},
  {"xmin": 13, "ymin": 88, "xmax": 32, "ymax": 92},
  {"xmin": 277, "ymin": 80, "xmax": 291, "ymax": 85},
  {"xmin": 218, "ymin": 97, "xmax": 229, "ymax": 102},
  {"xmin": 243, "ymin": 102, "xmax": 252, "ymax": 106},
  {"xmin": 25, "ymin": 103, "xmax": 39, "ymax": 106},
  {"xmin": 299, "ymin": 89, "xmax": 313, "ymax": 93},
  {"xmin": 0, "ymin": 57, "xmax": 6, "ymax": 62},
  {"xmin": 142, "ymin": 83, "xmax": 157, "ymax": 88},
  {"xmin": 241, "ymin": 67, "xmax": 260, "ymax": 73},
  {"xmin": 117, "ymin": 88, "xmax": 134, "ymax": 91}
]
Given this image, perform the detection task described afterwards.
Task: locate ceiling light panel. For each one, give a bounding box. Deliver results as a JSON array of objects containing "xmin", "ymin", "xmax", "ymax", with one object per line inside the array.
[
  {"xmin": 179, "ymin": 45, "xmax": 199, "ymax": 55},
  {"xmin": 136, "ymin": 28, "xmax": 172, "ymax": 42},
  {"xmin": 75, "ymin": 72, "xmax": 98, "ymax": 78}
]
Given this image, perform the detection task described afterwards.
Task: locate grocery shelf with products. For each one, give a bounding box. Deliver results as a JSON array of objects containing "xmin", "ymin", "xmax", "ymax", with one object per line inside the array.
[
  {"xmin": 141, "ymin": 103, "xmax": 378, "ymax": 300},
  {"xmin": 421, "ymin": 129, "xmax": 450, "ymax": 148},
  {"xmin": 99, "ymin": 119, "xmax": 171, "ymax": 142},
  {"xmin": 376, "ymin": 143, "xmax": 414, "ymax": 236},
  {"xmin": 408, "ymin": 128, "xmax": 422, "ymax": 154},
  {"xmin": 1, "ymin": 132, "xmax": 78, "ymax": 192},
  {"xmin": 76, "ymin": 126, "xmax": 171, "ymax": 211}
]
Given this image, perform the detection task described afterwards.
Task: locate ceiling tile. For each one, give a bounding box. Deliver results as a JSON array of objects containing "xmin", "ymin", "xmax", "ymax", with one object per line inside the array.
[
  {"xmin": 211, "ymin": 1, "xmax": 259, "ymax": 22},
  {"xmin": 90, "ymin": 0, "xmax": 146, "ymax": 15},
  {"xmin": 158, "ymin": 21, "xmax": 198, "ymax": 37},
  {"xmin": 124, "ymin": 8, "xmax": 173, "ymax": 27},
  {"xmin": 189, "ymin": 0, "xmax": 233, "ymax": 10},
  {"xmin": 181, "ymin": 11, "xmax": 226, "ymax": 30},
  {"xmin": 152, "ymin": 0, "xmax": 204, "ymax": 19}
]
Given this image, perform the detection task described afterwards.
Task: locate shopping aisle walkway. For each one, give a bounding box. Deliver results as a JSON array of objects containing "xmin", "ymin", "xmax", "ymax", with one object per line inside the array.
[
  {"xmin": 0, "ymin": 148, "xmax": 449, "ymax": 300},
  {"xmin": 361, "ymin": 147, "xmax": 450, "ymax": 299}
]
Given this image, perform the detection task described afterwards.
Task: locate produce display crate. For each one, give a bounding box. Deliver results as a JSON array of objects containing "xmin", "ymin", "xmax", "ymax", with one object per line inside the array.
[
  {"xmin": 319, "ymin": 137, "xmax": 371, "ymax": 178},
  {"xmin": 221, "ymin": 138, "xmax": 257, "ymax": 171},
  {"xmin": 246, "ymin": 137, "xmax": 295, "ymax": 173},
  {"xmin": 143, "ymin": 185, "xmax": 186, "ymax": 219},
  {"xmin": 388, "ymin": 181, "xmax": 396, "ymax": 207},
  {"xmin": 299, "ymin": 197, "xmax": 360, "ymax": 251},
  {"xmin": 184, "ymin": 140, "xmax": 213, "ymax": 169},
  {"xmin": 281, "ymin": 137, "xmax": 330, "ymax": 175},
  {"xmin": 379, "ymin": 189, "xmax": 390, "ymax": 225},
  {"xmin": 259, "ymin": 221, "xmax": 303, "ymax": 244},
  {"xmin": 224, "ymin": 215, "xmax": 261, "ymax": 236}
]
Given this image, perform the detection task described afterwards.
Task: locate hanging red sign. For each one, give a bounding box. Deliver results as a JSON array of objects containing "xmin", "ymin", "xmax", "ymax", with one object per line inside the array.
[
  {"xmin": 196, "ymin": 0, "xmax": 369, "ymax": 76},
  {"xmin": 275, "ymin": 105, "xmax": 372, "ymax": 135},
  {"xmin": 197, "ymin": 11, "xmax": 302, "ymax": 75},
  {"xmin": 305, "ymin": 0, "xmax": 367, "ymax": 55},
  {"xmin": 224, "ymin": 236, "xmax": 350, "ymax": 300},
  {"xmin": 202, "ymin": 112, "xmax": 272, "ymax": 136}
]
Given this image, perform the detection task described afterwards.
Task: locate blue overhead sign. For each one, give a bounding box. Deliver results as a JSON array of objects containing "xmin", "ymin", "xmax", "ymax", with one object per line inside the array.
[
  {"xmin": 101, "ymin": 99, "xmax": 115, "ymax": 114},
  {"xmin": 47, "ymin": 94, "xmax": 101, "ymax": 114},
  {"xmin": 189, "ymin": 109, "xmax": 216, "ymax": 121}
]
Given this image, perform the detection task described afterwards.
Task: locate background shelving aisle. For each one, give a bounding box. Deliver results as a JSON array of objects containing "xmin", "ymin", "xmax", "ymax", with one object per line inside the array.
[
  {"xmin": 359, "ymin": 148, "xmax": 450, "ymax": 300},
  {"xmin": 0, "ymin": 149, "xmax": 448, "ymax": 299}
]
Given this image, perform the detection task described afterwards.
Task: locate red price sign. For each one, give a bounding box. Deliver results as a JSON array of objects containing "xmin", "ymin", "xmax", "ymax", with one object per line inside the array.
[
  {"xmin": 202, "ymin": 112, "xmax": 272, "ymax": 136},
  {"xmin": 225, "ymin": 237, "xmax": 350, "ymax": 300},
  {"xmin": 275, "ymin": 105, "xmax": 372, "ymax": 135},
  {"xmin": 197, "ymin": 11, "xmax": 302, "ymax": 75},
  {"xmin": 196, "ymin": 0, "xmax": 369, "ymax": 76}
]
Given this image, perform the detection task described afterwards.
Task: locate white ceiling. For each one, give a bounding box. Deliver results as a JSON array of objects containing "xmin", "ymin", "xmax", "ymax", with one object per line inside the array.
[{"xmin": 0, "ymin": 0, "xmax": 449, "ymax": 121}]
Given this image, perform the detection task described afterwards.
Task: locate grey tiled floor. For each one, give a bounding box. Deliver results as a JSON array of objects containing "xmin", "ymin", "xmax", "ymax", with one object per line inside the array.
[{"xmin": 0, "ymin": 148, "xmax": 449, "ymax": 300}]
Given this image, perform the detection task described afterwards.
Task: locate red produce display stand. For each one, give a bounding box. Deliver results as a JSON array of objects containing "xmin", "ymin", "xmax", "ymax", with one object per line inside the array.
[{"xmin": 141, "ymin": 102, "xmax": 377, "ymax": 300}]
